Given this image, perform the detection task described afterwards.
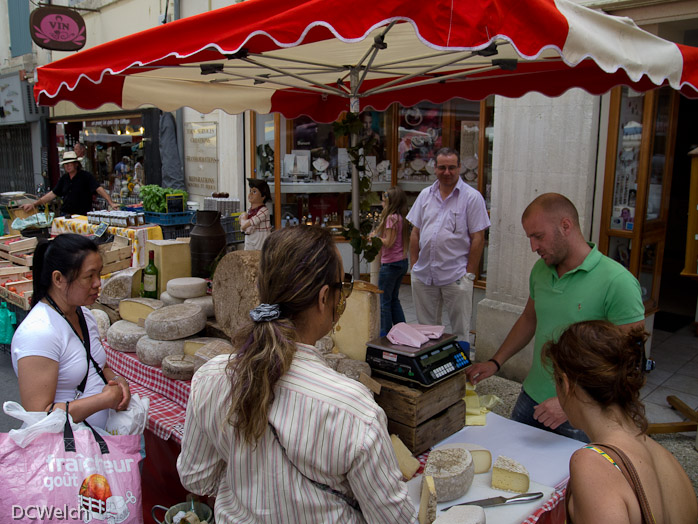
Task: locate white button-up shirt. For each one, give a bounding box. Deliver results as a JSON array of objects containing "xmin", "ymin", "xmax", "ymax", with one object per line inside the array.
[
  {"xmin": 177, "ymin": 343, "xmax": 416, "ymax": 524},
  {"xmin": 407, "ymin": 178, "xmax": 490, "ymax": 286}
]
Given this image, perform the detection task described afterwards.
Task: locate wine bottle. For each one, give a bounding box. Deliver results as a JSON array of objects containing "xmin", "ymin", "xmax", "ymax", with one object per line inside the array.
[{"xmin": 142, "ymin": 250, "xmax": 158, "ymax": 299}]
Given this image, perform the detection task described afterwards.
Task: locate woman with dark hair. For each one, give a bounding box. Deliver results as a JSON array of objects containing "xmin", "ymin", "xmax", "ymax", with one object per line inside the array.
[
  {"xmin": 11, "ymin": 233, "xmax": 130, "ymax": 428},
  {"xmin": 544, "ymin": 320, "xmax": 697, "ymax": 524},
  {"xmin": 177, "ymin": 226, "xmax": 415, "ymax": 523}
]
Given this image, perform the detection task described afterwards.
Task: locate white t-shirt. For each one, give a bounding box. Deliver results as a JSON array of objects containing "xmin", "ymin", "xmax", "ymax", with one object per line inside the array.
[{"xmin": 11, "ymin": 302, "xmax": 109, "ymax": 428}]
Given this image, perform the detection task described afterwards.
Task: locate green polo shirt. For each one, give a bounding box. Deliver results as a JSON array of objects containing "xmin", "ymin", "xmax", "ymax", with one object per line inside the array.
[{"xmin": 522, "ymin": 243, "xmax": 645, "ymax": 403}]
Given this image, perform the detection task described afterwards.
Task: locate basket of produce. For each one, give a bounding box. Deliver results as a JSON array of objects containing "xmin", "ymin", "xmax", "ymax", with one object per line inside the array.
[{"xmin": 141, "ymin": 185, "xmax": 193, "ymax": 225}]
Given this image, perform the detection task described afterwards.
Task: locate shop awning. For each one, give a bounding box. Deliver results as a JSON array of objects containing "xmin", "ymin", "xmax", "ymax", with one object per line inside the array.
[{"xmin": 33, "ymin": 0, "xmax": 698, "ymax": 123}]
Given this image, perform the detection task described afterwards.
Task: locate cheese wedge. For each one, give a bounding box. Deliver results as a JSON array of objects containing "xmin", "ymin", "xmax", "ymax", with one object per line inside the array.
[
  {"xmin": 436, "ymin": 443, "xmax": 492, "ymax": 474},
  {"xmin": 119, "ymin": 297, "xmax": 164, "ymax": 324},
  {"xmin": 390, "ymin": 434, "xmax": 420, "ymax": 480},
  {"xmin": 491, "ymin": 455, "xmax": 530, "ymax": 493},
  {"xmin": 418, "ymin": 475, "xmax": 437, "ymax": 524}
]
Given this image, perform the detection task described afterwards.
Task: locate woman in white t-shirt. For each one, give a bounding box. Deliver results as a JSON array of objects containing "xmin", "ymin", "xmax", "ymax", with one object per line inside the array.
[{"xmin": 11, "ymin": 233, "xmax": 130, "ymax": 428}]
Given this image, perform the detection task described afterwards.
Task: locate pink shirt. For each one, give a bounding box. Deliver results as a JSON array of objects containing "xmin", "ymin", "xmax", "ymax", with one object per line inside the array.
[{"xmin": 381, "ymin": 214, "xmax": 406, "ymax": 264}]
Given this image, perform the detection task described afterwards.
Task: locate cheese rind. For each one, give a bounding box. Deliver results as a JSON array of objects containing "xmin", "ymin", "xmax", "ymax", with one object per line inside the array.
[
  {"xmin": 433, "ymin": 505, "xmax": 486, "ymax": 524},
  {"xmin": 136, "ymin": 336, "xmax": 186, "ymax": 367},
  {"xmin": 106, "ymin": 320, "xmax": 147, "ymax": 353},
  {"xmin": 119, "ymin": 297, "xmax": 164, "ymax": 324},
  {"xmin": 418, "ymin": 475, "xmax": 437, "ymax": 524},
  {"xmin": 99, "ymin": 267, "xmax": 141, "ymax": 307},
  {"xmin": 193, "ymin": 339, "xmax": 234, "ymax": 371},
  {"xmin": 336, "ymin": 358, "xmax": 371, "ymax": 381},
  {"xmin": 159, "ymin": 291, "xmax": 184, "ymax": 305},
  {"xmin": 90, "ymin": 308, "xmax": 111, "ymax": 340},
  {"xmin": 184, "ymin": 295, "xmax": 214, "ymax": 318},
  {"xmin": 436, "ymin": 443, "xmax": 492, "ymax": 474},
  {"xmin": 423, "ymin": 448, "xmax": 475, "ymax": 502},
  {"xmin": 144, "ymin": 303, "xmax": 207, "ymax": 341},
  {"xmin": 184, "ymin": 336, "xmax": 228, "ymax": 356},
  {"xmin": 161, "ymin": 354, "xmax": 196, "ymax": 380},
  {"xmin": 491, "ymin": 455, "xmax": 530, "ymax": 493},
  {"xmin": 166, "ymin": 277, "xmax": 207, "ymax": 299},
  {"xmin": 390, "ymin": 434, "xmax": 420, "ymax": 480}
]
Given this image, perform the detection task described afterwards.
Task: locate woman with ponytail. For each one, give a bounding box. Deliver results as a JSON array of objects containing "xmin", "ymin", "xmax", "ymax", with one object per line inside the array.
[
  {"xmin": 544, "ymin": 320, "xmax": 697, "ymax": 524},
  {"xmin": 11, "ymin": 233, "xmax": 130, "ymax": 428},
  {"xmin": 178, "ymin": 226, "xmax": 415, "ymax": 524}
]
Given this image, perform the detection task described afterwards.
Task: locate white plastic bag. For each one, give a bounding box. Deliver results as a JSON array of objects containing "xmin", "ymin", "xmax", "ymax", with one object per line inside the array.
[
  {"xmin": 105, "ymin": 393, "xmax": 150, "ymax": 436},
  {"xmin": 3, "ymin": 401, "xmax": 94, "ymax": 448}
]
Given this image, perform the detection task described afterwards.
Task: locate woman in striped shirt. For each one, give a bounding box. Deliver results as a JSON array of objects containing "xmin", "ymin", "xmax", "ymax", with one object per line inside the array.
[{"xmin": 178, "ymin": 226, "xmax": 416, "ymax": 523}]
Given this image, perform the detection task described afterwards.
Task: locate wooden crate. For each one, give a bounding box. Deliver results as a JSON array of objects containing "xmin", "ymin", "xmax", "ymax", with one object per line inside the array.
[
  {"xmin": 0, "ymin": 266, "xmax": 32, "ymax": 285},
  {"xmin": 0, "ymin": 236, "xmax": 37, "ymax": 254},
  {"xmin": 387, "ymin": 401, "xmax": 466, "ymax": 455},
  {"xmin": 374, "ymin": 371, "xmax": 466, "ymax": 426},
  {"xmin": 0, "ymin": 250, "xmax": 33, "ymax": 266}
]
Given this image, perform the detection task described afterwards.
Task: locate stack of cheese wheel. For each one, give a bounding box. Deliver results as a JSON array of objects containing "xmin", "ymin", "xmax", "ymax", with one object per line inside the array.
[
  {"xmin": 160, "ymin": 277, "xmax": 215, "ymax": 318},
  {"xmin": 107, "ymin": 298, "xmax": 164, "ymax": 352}
]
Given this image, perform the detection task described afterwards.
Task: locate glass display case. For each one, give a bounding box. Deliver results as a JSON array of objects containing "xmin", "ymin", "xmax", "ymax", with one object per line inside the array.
[{"xmin": 600, "ymin": 86, "xmax": 679, "ymax": 312}]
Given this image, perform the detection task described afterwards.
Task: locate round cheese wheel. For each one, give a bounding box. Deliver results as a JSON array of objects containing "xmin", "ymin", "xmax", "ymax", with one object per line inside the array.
[
  {"xmin": 184, "ymin": 295, "xmax": 214, "ymax": 318},
  {"xmin": 136, "ymin": 336, "xmax": 186, "ymax": 367},
  {"xmin": 159, "ymin": 291, "xmax": 184, "ymax": 306},
  {"xmin": 144, "ymin": 303, "xmax": 207, "ymax": 341},
  {"xmin": 162, "ymin": 354, "xmax": 196, "ymax": 380},
  {"xmin": 107, "ymin": 320, "xmax": 147, "ymax": 353},
  {"xmin": 166, "ymin": 277, "xmax": 208, "ymax": 299},
  {"xmin": 424, "ymin": 448, "xmax": 475, "ymax": 502},
  {"xmin": 90, "ymin": 308, "xmax": 111, "ymax": 340},
  {"xmin": 433, "ymin": 505, "xmax": 485, "ymax": 524},
  {"xmin": 336, "ymin": 359, "xmax": 371, "ymax": 381},
  {"xmin": 323, "ymin": 352, "xmax": 347, "ymax": 371},
  {"xmin": 315, "ymin": 335, "xmax": 334, "ymax": 354}
]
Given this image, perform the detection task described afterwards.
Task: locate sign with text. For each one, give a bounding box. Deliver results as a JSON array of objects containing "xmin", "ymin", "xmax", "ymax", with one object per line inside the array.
[
  {"xmin": 184, "ymin": 122, "xmax": 218, "ymax": 198},
  {"xmin": 30, "ymin": 7, "xmax": 86, "ymax": 51}
]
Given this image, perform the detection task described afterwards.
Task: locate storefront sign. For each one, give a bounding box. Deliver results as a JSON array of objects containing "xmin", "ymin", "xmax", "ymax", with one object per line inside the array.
[
  {"xmin": 30, "ymin": 6, "xmax": 86, "ymax": 51},
  {"xmin": 184, "ymin": 122, "xmax": 218, "ymax": 198}
]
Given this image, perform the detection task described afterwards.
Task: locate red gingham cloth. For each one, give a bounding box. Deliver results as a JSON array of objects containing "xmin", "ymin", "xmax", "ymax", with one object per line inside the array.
[
  {"xmin": 104, "ymin": 342, "xmax": 191, "ymax": 409},
  {"xmin": 415, "ymin": 449, "xmax": 568, "ymax": 524}
]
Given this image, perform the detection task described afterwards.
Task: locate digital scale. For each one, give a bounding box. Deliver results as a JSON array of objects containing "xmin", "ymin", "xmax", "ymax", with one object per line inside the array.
[{"xmin": 365, "ymin": 333, "xmax": 471, "ymax": 386}]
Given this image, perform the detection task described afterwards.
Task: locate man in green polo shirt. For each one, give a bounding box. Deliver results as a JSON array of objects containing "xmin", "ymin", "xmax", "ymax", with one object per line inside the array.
[{"xmin": 466, "ymin": 193, "xmax": 644, "ymax": 441}]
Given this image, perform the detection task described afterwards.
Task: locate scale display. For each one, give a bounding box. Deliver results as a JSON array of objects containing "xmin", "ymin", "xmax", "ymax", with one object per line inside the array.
[{"xmin": 365, "ymin": 333, "xmax": 471, "ymax": 386}]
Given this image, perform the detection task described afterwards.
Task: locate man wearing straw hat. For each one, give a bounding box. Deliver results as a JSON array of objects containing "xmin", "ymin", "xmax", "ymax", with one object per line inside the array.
[{"xmin": 22, "ymin": 151, "xmax": 118, "ymax": 216}]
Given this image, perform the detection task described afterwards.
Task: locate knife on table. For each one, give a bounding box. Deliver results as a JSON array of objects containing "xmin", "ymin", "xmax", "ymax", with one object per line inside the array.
[{"xmin": 443, "ymin": 492, "xmax": 544, "ymax": 510}]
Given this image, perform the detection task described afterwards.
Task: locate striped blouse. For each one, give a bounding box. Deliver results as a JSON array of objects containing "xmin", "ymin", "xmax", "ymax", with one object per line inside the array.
[{"xmin": 177, "ymin": 343, "xmax": 416, "ymax": 524}]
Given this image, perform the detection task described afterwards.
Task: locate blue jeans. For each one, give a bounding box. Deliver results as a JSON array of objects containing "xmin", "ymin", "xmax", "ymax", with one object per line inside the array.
[
  {"xmin": 511, "ymin": 388, "xmax": 590, "ymax": 443},
  {"xmin": 379, "ymin": 259, "xmax": 408, "ymax": 334}
]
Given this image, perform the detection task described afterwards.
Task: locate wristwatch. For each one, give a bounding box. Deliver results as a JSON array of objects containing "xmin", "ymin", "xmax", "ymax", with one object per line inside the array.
[{"xmin": 465, "ymin": 272, "xmax": 477, "ymax": 281}]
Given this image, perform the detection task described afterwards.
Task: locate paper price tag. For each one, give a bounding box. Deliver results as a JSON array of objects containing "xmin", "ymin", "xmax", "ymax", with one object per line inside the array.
[{"xmin": 359, "ymin": 372, "xmax": 381, "ymax": 395}]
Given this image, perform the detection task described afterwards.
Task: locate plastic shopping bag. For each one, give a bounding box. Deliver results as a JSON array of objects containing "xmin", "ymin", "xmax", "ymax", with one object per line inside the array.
[
  {"xmin": 105, "ymin": 393, "xmax": 150, "ymax": 436},
  {"xmin": 0, "ymin": 402, "xmax": 143, "ymax": 523}
]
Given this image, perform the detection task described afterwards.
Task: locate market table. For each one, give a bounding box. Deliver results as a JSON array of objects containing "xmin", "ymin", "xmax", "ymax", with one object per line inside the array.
[
  {"xmin": 105, "ymin": 342, "xmax": 579, "ymax": 524},
  {"xmin": 51, "ymin": 216, "xmax": 163, "ymax": 267}
]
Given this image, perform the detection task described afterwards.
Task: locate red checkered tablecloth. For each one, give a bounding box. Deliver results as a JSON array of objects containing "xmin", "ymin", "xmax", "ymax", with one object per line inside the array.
[
  {"xmin": 129, "ymin": 382, "xmax": 186, "ymax": 444},
  {"xmin": 104, "ymin": 342, "xmax": 191, "ymax": 409}
]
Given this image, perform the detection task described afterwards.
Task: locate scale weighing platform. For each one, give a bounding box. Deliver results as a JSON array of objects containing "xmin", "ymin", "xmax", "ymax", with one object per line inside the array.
[{"xmin": 365, "ymin": 333, "xmax": 471, "ymax": 386}]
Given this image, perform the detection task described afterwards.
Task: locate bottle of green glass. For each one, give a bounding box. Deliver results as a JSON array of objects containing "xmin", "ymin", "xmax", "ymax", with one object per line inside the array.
[{"xmin": 142, "ymin": 250, "xmax": 158, "ymax": 299}]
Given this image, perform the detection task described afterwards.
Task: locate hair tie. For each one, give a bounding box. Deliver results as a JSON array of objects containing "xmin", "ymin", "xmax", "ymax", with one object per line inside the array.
[{"xmin": 250, "ymin": 303, "xmax": 281, "ymax": 323}]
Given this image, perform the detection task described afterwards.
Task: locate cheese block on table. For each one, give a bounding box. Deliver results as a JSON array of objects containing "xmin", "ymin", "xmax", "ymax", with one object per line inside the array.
[
  {"xmin": 435, "ymin": 443, "xmax": 492, "ymax": 474},
  {"xmin": 162, "ymin": 354, "xmax": 196, "ymax": 380},
  {"xmin": 184, "ymin": 295, "xmax": 214, "ymax": 318},
  {"xmin": 491, "ymin": 455, "xmax": 530, "ymax": 493},
  {"xmin": 159, "ymin": 291, "xmax": 184, "ymax": 305},
  {"xmin": 136, "ymin": 336, "xmax": 186, "ymax": 367},
  {"xmin": 423, "ymin": 448, "xmax": 475, "ymax": 502},
  {"xmin": 193, "ymin": 339, "xmax": 234, "ymax": 371},
  {"xmin": 390, "ymin": 434, "xmax": 420, "ymax": 480},
  {"xmin": 418, "ymin": 475, "xmax": 437, "ymax": 524},
  {"xmin": 184, "ymin": 336, "xmax": 230, "ymax": 356},
  {"xmin": 166, "ymin": 277, "xmax": 207, "ymax": 299},
  {"xmin": 119, "ymin": 297, "xmax": 164, "ymax": 325},
  {"xmin": 332, "ymin": 281, "xmax": 380, "ymax": 361},
  {"xmin": 144, "ymin": 303, "xmax": 207, "ymax": 341},
  {"xmin": 106, "ymin": 320, "xmax": 147, "ymax": 353},
  {"xmin": 433, "ymin": 506, "xmax": 486, "ymax": 524}
]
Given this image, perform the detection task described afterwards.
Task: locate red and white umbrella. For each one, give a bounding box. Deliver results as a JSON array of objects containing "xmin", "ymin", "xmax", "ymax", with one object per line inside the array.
[{"xmin": 35, "ymin": 0, "xmax": 698, "ymax": 123}]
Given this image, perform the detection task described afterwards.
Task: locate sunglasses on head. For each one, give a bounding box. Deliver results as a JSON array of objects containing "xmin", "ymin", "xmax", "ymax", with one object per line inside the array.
[{"xmin": 330, "ymin": 272, "xmax": 353, "ymax": 317}]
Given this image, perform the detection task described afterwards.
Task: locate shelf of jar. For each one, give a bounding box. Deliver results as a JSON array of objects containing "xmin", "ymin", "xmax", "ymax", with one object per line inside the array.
[{"xmin": 269, "ymin": 181, "xmax": 392, "ymax": 194}]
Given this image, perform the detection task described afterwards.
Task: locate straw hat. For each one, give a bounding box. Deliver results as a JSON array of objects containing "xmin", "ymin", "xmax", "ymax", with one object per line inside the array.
[{"xmin": 59, "ymin": 151, "xmax": 83, "ymax": 166}]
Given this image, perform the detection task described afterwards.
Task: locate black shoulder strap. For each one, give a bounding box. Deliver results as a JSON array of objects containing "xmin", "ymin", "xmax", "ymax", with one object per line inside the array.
[{"xmin": 75, "ymin": 307, "xmax": 108, "ymax": 393}]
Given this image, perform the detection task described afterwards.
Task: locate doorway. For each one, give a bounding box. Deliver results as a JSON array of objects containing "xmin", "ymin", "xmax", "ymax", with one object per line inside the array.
[{"xmin": 655, "ymin": 97, "xmax": 698, "ymax": 331}]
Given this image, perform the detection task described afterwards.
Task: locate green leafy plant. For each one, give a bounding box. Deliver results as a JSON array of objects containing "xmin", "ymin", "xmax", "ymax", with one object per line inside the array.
[
  {"xmin": 333, "ymin": 113, "xmax": 382, "ymax": 263},
  {"xmin": 140, "ymin": 185, "xmax": 188, "ymax": 213}
]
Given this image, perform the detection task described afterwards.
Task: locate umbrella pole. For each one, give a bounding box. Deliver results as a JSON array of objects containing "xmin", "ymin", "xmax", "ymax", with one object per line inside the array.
[{"xmin": 350, "ymin": 76, "xmax": 361, "ymax": 280}]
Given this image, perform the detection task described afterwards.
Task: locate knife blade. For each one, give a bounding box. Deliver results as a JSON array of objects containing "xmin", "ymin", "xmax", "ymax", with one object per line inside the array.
[{"xmin": 443, "ymin": 491, "xmax": 544, "ymax": 510}]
